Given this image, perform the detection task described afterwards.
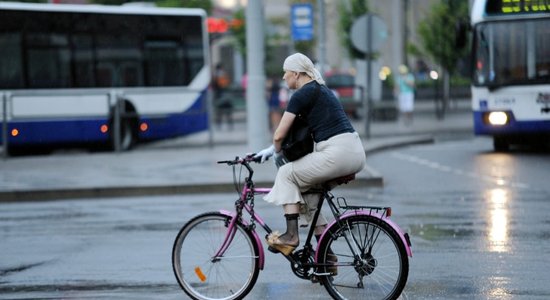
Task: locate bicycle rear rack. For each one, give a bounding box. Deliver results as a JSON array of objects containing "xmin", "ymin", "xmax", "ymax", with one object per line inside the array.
[{"xmin": 336, "ymin": 197, "xmax": 392, "ymax": 218}]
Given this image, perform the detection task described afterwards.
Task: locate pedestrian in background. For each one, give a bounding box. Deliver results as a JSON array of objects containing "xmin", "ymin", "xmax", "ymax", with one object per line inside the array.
[
  {"xmin": 395, "ymin": 64, "xmax": 416, "ymax": 126},
  {"xmin": 267, "ymin": 77, "xmax": 283, "ymax": 132},
  {"xmin": 212, "ymin": 63, "xmax": 233, "ymax": 130}
]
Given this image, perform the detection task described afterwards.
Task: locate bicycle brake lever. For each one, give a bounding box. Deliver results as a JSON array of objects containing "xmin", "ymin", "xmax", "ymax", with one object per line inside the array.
[
  {"xmin": 250, "ymin": 155, "xmax": 263, "ymax": 163},
  {"xmin": 242, "ymin": 153, "xmax": 261, "ymax": 163}
]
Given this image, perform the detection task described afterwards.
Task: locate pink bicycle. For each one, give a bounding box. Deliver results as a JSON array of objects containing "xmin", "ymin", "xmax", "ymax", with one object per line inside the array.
[{"xmin": 172, "ymin": 155, "xmax": 412, "ymax": 300}]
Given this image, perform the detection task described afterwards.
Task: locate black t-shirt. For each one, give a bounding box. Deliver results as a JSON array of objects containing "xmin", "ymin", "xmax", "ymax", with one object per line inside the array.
[{"xmin": 286, "ymin": 81, "xmax": 354, "ymax": 142}]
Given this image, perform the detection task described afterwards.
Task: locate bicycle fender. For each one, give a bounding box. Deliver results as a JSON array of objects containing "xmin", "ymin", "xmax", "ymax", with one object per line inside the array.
[
  {"xmin": 317, "ymin": 211, "xmax": 412, "ymax": 259},
  {"xmin": 219, "ymin": 210, "xmax": 265, "ymax": 270}
]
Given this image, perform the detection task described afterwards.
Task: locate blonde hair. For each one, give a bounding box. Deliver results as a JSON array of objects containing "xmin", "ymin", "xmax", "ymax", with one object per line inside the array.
[{"xmin": 398, "ymin": 65, "xmax": 409, "ymax": 74}]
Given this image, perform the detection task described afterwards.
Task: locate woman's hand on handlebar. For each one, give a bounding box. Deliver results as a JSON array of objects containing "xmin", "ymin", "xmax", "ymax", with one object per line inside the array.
[{"xmin": 253, "ymin": 145, "xmax": 275, "ymax": 163}]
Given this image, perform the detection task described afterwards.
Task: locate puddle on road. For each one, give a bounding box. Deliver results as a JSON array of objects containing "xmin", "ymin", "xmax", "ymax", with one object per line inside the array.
[{"xmin": 408, "ymin": 222, "xmax": 476, "ymax": 241}]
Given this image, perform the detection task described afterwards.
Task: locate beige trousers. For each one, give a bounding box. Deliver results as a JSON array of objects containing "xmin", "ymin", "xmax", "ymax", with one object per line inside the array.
[{"xmin": 264, "ymin": 132, "xmax": 366, "ymax": 226}]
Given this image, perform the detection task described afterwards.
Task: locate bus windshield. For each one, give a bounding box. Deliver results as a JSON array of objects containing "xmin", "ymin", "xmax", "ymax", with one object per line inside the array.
[{"xmin": 472, "ymin": 18, "xmax": 550, "ymax": 88}]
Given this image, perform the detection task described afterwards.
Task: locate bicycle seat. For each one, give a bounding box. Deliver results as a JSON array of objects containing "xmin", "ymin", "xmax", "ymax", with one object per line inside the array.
[{"xmin": 323, "ymin": 174, "xmax": 356, "ymax": 190}]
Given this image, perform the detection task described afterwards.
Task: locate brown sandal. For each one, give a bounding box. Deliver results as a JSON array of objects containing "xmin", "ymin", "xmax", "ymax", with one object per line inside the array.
[{"xmin": 266, "ymin": 232, "xmax": 298, "ymax": 256}]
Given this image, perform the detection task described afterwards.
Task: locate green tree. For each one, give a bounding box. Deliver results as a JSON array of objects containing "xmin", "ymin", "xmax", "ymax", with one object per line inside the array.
[
  {"xmin": 231, "ymin": 8, "xmax": 246, "ymax": 58},
  {"xmin": 230, "ymin": 8, "xmax": 297, "ymax": 78},
  {"xmin": 338, "ymin": 0, "xmax": 369, "ymax": 60},
  {"xmin": 156, "ymin": 0, "xmax": 212, "ymax": 11},
  {"xmin": 417, "ymin": 0, "xmax": 469, "ymax": 112}
]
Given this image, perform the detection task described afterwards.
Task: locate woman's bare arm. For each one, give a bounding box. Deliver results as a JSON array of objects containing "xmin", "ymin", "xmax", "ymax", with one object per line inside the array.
[{"xmin": 273, "ymin": 111, "xmax": 296, "ymax": 152}]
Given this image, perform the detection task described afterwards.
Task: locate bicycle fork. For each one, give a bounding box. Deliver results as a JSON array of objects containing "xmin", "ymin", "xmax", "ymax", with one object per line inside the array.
[{"xmin": 217, "ymin": 209, "xmax": 267, "ymax": 270}]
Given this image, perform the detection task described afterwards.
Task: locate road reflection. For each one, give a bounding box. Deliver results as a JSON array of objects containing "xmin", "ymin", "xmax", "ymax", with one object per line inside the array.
[{"xmin": 486, "ymin": 188, "xmax": 510, "ymax": 253}]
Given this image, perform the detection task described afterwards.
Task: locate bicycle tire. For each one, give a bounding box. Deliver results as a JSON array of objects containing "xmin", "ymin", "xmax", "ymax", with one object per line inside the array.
[
  {"xmin": 172, "ymin": 212, "xmax": 261, "ymax": 300},
  {"xmin": 317, "ymin": 215, "xmax": 409, "ymax": 300}
]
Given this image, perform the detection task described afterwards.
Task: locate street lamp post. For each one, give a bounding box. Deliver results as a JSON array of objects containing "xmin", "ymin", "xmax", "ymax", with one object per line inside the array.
[{"xmin": 246, "ymin": 0, "xmax": 269, "ymax": 151}]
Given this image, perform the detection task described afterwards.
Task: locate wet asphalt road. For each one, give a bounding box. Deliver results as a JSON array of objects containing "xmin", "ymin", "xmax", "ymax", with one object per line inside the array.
[{"xmin": 1, "ymin": 136, "xmax": 550, "ymax": 299}]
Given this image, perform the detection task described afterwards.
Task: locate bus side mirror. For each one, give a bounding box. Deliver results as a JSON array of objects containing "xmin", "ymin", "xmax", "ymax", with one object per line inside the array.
[{"xmin": 455, "ymin": 20, "xmax": 470, "ymax": 49}]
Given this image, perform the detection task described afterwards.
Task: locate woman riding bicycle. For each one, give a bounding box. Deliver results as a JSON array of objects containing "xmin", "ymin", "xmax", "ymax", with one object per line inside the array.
[{"xmin": 255, "ymin": 53, "xmax": 366, "ymax": 255}]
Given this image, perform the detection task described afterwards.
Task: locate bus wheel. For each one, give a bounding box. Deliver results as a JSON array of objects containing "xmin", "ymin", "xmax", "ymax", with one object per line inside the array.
[
  {"xmin": 118, "ymin": 119, "xmax": 135, "ymax": 151},
  {"xmin": 493, "ymin": 136, "xmax": 509, "ymax": 152},
  {"xmin": 110, "ymin": 101, "xmax": 138, "ymax": 151}
]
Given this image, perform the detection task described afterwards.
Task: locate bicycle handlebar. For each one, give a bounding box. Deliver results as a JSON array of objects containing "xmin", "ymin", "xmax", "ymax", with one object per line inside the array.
[
  {"xmin": 217, "ymin": 154, "xmax": 261, "ymax": 187},
  {"xmin": 217, "ymin": 154, "xmax": 262, "ymax": 166}
]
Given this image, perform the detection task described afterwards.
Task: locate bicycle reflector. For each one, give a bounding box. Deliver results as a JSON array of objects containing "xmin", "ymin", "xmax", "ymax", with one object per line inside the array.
[{"xmin": 194, "ymin": 267, "xmax": 207, "ymax": 282}]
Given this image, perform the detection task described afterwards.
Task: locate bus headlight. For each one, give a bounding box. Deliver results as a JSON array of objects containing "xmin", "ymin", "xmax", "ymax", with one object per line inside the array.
[{"xmin": 487, "ymin": 111, "xmax": 509, "ymax": 126}]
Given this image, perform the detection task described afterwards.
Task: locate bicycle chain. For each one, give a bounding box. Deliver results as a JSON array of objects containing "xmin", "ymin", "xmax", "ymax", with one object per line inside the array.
[{"xmin": 247, "ymin": 192, "xmax": 256, "ymax": 230}]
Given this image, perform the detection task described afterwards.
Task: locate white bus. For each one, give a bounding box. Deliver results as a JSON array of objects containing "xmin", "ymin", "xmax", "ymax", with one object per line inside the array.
[
  {"xmin": 469, "ymin": 0, "xmax": 550, "ymax": 151},
  {"xmin": 0, "ymin": 2, "xmax": 209, "ymax": 154}
]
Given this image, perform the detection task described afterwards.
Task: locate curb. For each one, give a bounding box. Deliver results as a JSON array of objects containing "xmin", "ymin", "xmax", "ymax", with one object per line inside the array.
[
  {"xmin": 364, "ymin": 134, "xmax": 435, "ymax": 155},
  {"xmin": 0, "ymin": 177, "xmax": 383, "ymax": 203},
  {"xmin": 0, "ymin": 135, "xmax": 433, "ymax": 203}
]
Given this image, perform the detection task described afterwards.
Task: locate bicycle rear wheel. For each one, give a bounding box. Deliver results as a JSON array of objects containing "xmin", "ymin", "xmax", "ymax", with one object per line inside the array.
[
  {"xmin": 317, "ymin": 215, "xmax": 409, "ymax": 300},
  {"xmin": 172, "ymin": 212, "xmax": 260, "ymax": 300}
]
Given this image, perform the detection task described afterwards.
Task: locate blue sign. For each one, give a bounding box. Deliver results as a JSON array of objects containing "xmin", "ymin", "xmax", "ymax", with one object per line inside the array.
[
  {"xmin": 480, "ymin": 100, "xmax": 488, "ymax": 110},
  {"xmin": 291, "ymin": 3, "xmax": 313, "ymax": 41}
]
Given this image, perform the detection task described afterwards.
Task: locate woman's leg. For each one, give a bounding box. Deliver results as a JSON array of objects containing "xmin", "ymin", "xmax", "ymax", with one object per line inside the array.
[
  {"xmin": 266, "ymin": 204, "xmax": 300, "ymax": 255},
  {"xmin": 277, "ymin": 204, "xmax": 300, "ymax": 246}
]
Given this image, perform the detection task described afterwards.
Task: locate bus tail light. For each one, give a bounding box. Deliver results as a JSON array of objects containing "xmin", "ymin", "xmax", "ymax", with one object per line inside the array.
[
  {"xmin": 100, "ymin": 124, "xmax": 109, "ymax": 134},
  {"xmin": 140, "ymin": 122, "xmax": 149, "ymax": 132},
  {"xmin": 486, "ymin": 111, "xmax": 509, "ymax": 126},
  {"xmin": 11, "ymin": 128, "xmax": 19, "ymax": 137}
]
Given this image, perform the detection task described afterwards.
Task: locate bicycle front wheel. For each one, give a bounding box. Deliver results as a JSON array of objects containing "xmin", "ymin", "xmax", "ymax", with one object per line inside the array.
[
  {"xmin": 172, "ymin": 212, "xmax": 260, "ymax": 300},
  {"xmin": 318, "ymin": 215, "xmax": 409, "ymax": 300}
]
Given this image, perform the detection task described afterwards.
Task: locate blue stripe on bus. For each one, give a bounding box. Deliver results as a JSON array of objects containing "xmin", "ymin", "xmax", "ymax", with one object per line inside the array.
[
  {"xmin": 1, "ymin": 91, "xmax": 209, "ymax": 146},
  {"xmin": 138, "ymin": 93, "xmax": 208, "ymax": 141},
  {"xmin": 473, "ymin": 111, "xmax": 550, "ymax": 135},
  {"xmin": 138, "ymin": 112, "xmax": 208, "ymax": 140},
  {"xmin": 1, "ymin": 112, "xmax": 208, "ymax": 145},
  {"xmin": 3, "ymin": 119, "xmax": 109, "ymax": 145}
]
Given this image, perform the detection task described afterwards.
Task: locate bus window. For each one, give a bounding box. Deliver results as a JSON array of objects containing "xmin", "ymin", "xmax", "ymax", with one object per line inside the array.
[
  {"xmin": 72, "ymin": 35, "xmax": 96, "ymax": 88},
  {"xmin": 96, "ymin": 34, "xmax": 143, "ymax": 87},
  {"xmin": 536, "ymin": 25, "xmax": 550, "ymax": 78},
  {"xmin": 0, "ymin": 33, "xmax": 24, "ymax": 89},
  {"xmin": 473, "ymin": 19, "xmax": 550, "ymax": 87},
  {"xmin": 186, "ymin": 35, "xmax": 205, "ymax": 82},
  {"xmin": 493, "ymin": 22, "xmax": 527, "ymax": 83},
  {"xmin": 121, "ymin": 62, "xmax": 142, "ymax": 87},
  {"xmin": 96, "ymin": 63, "xmax": 116, "ymax": 87},
  {"xmin": 145, "ymin": 41, "xmax": 185, "ymax": 86},
  {"xmin": 473, "ymin": 24, "xmax": 491, "ymax": 85},
  {"xmin": 26, "ymin": 33, "xmax": 71, "ymax": 88}
]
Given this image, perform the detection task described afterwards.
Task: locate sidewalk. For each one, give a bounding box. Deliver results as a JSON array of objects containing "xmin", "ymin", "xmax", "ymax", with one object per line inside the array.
[{"xmin": 0, "ymin": 100, "xmax": 473, "ymax": 202}]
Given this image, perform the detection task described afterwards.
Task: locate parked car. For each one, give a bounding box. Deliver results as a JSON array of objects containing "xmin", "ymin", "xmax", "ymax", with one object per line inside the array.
[{"xmin": 324, "ymin": 72, "xmax": 360, "ymax": 119}]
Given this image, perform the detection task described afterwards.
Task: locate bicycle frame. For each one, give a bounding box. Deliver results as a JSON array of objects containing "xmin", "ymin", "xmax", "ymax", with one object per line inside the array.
[
  {"xmin": 215, "ymin": 156, "xmax": 412, "ymax": 276},
  {"xmin": 215, "ymin": 158, "xmax": 272, "ymax": 270}
]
